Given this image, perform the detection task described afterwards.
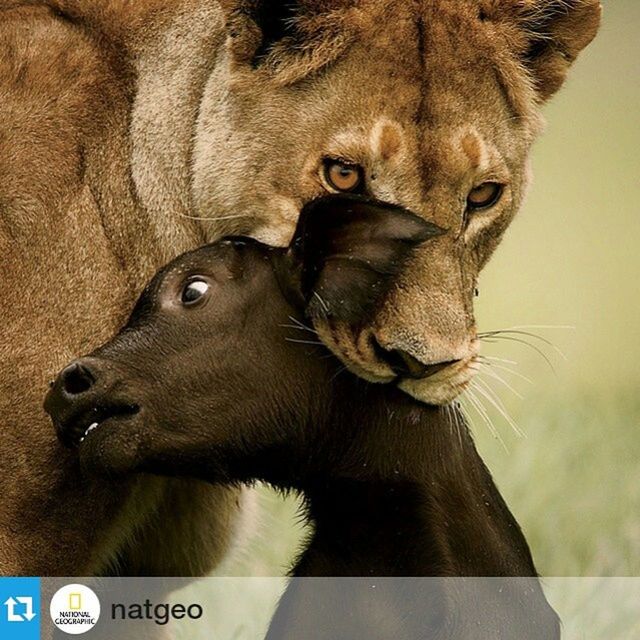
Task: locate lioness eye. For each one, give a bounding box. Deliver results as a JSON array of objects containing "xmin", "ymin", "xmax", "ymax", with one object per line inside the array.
[
  {"xmin": 467, "ymin": 182, "xmax": 503, "ymax": 210},
  {"xmin": 181, "ymin": 279, "xmax": 209, "ymax": 306},
  {"xmin": 323, "ymin": 159, "xmax": 363, "ymax": 193}
]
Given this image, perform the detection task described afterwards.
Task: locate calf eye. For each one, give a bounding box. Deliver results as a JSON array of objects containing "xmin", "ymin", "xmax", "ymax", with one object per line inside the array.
[
  {"xmin": 322, "ymin": 159, "xmax": 364, "ymax": 193},
  {"xmin": 467, "ymin": 182, "xmax": 503, "ymax": 210},
  {"xmin": 181, "ymin": 279, "xmax": 209, "ymax": 306}
]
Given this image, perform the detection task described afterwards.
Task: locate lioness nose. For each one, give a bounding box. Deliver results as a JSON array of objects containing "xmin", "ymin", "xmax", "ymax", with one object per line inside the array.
[
  {"xmin": 60, "ymin": 362, "xmax": 96, "ymax": 395},
  {"xmin": 375, "ymin": 344, "xmax": 461, "ymax": 380}
]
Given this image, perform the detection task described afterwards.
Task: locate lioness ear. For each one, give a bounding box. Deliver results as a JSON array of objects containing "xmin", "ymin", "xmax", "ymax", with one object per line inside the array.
[
  {"xmin": 289, "ymin": 195, "xmax": 443, "ymax": 324},
  {"xmin": 517, "ymin": 0, "xmax": 602, "ymax": 101},
  {"xmin": 218, "ymin": 0, "xmax": 358, "ymax": 80}
]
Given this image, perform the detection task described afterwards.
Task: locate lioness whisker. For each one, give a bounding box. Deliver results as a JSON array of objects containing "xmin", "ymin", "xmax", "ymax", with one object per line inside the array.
[
  {"xmin": 281, "ymin": 324, "xmax": 319, "ymax": 335},
  {"xmin": 472, "ymin": 378, "xmax": 525, "ymax": 439},
  {"xmin": 468, "ymin": 390, "xmax": 509, "ymax": 452},
  {"xmin": 478, "ymin": 361, "xmax": 533, "ymax": 385},
  {"xmin": 286, "ymin": 316, "xmax": 318, "ymax": 334},
  {"xmin": 473, "ymin": 376, "xmax": 514, "ymax": 420},
  {"xmin": 330, "ymin": 366, "xmax": 348, "ymax": 383},
  {"xmin": 285, "ymin": 338, "xmax": 325, "ymax": 347},
  {"xmin": 479, "ymin": 334, "xmax": 557, "ymax": 373},
  {"xmin": 464, "ymin": 388, "xmax": 508, "ymax": 452},
  {"xmin": 313, "ymin": 291, "xmax": 330, "ymax": 314},
  {"xmin": 477, "ymin": 365, "xmax": 524, "ymax": 400},
  {"xmin": 452, "ymin": 401, "xmax": 466, "ymax": 449},
  {"xmin": 444, "ymin": 404, "xmax": 464, "ymax": 449},
  {"xmin": 478, "ymin": 329, "xmax": 568, "ymax": 362},
  {"xmin": 456, "ymin": 397, "xmax": 475, "ymax": 434},
  {"xmin": 178, "ymin": 213, "xmax": 253, "ymax": 222},
  {"xmin": 507, "ymin": 324, "xmax": 576, "ymax": 331},
  {"xmin": 464, "ymin": 388, "xmax": 493, "ymax": 437},
  {"xmin": 478, "ymin": 355, "xmax": 519, "ymax": 366}
]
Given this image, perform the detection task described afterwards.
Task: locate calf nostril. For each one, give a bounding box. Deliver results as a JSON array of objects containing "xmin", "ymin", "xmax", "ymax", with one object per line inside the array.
[{"xmin": 61, "ymin": 362, "xmax": 96, "ymax": 395}]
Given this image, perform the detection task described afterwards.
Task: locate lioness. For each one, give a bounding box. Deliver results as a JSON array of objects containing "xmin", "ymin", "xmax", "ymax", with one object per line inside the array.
[{"xmin": 0, "ymin": 0, "xmax": 600, "ymax": 576}]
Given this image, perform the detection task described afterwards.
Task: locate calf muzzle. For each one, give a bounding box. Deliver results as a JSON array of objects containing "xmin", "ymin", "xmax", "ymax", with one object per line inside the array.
[{"xmin": 44, "ymin": 357, "xmax": 139, "ymax": 449}]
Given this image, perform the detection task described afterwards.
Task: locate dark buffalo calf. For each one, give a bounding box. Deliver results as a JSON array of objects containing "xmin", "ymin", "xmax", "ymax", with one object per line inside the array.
[{"xmin": 45, "ymin": 195, "xmax": 560, "ymax": 639}]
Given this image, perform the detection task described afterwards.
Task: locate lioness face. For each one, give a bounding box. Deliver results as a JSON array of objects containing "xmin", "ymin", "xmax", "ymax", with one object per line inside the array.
[{"xmin": 192, "ymin": 0, "xmax": 601, "ymax": 404}]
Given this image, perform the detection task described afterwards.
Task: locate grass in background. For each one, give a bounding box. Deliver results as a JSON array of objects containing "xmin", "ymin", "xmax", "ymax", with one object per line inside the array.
[{"xmin": 473, "ymin": 389, "xmax": 640, "ymax": 578}]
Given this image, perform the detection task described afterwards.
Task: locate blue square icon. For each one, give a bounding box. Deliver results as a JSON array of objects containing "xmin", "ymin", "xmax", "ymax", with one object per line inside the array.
[{"xmin": 0, "ymin": 578, "xmax": 40, "ymax": 640}]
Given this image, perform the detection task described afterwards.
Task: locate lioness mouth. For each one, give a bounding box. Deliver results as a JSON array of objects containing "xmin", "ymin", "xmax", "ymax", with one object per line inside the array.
[{"xmin": 63, "ymin": 403, "xmax": 140, "ymax": 448}]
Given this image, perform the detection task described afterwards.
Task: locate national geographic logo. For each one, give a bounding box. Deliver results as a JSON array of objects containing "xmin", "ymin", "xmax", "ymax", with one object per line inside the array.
[{"xmin": 50, "ymin": 584, "xmax": 100, "ymax": 635}]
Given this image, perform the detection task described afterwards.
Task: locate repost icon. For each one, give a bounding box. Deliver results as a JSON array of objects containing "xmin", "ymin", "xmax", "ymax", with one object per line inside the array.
[{"xmin": 0, "ymin": 578, "xmax": 40, "ymax": 640}]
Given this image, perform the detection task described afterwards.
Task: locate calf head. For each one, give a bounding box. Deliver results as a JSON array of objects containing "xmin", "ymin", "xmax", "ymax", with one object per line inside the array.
[{"xmin": 44, "ymin": 196, "xmax": 434, "ymax": 477}]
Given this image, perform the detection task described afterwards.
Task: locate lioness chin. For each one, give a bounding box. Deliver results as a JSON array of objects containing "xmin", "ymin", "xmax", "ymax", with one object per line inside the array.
[{"xmin": 1, "ymin": 0, "xmax": 599, "ymax": 577}]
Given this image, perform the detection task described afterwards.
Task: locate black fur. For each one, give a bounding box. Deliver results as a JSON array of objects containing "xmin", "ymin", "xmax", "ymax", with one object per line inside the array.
[{"xmin": 45, "ymin": 195, "xmax": 559, "ymax": 638}]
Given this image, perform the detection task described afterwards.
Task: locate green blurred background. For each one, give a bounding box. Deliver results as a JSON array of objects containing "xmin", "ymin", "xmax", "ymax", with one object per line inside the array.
[
  {"xmin": 211, "ymin": 0, "xmax": 640, "ymax": 583},
  {"xmin": 471, "ymin": 0, "xmax": 639, "ymax": 578},
  {"xmin": 170, "ymin": 2, "xmax": 640, "ymax": 637}
]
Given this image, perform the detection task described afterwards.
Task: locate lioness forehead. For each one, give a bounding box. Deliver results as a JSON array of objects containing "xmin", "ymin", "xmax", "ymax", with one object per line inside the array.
[
  {"xmin": 289, "ymin": 0, "xmax": 537, "ymax": 123},
  {"xmin": 194, "ymin": 0, "xmax": 545, "ymax": 244},
  {"xmin": 287, "ymin": 3, "xmax": 539, "ymax": 163}
]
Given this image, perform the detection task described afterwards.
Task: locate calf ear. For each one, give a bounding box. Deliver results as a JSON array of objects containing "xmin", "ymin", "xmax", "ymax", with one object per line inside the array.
[
  {"xmin": 516, "ymin": 0, "xmax": 602, "ymax": 101},
  {"xmin": 289, "ymin": 195, "xmax": 442, "ymax": 324}
]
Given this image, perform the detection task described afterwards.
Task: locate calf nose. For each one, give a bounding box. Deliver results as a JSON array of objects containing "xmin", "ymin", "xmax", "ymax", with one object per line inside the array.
[
  {"xmin": 374, "ymin": 342, "xmax": 461, "ymax": 380},
  {"xmin": 45, "ymin": 357, "xmax": 140, "ymax": 449},
  {"xmin": 60, "ymin": 362, "xmax": 96, "ymax": 395},
  {"xmin": 44, "ymin": 358, "xmax": 106, "ymax": 434}
]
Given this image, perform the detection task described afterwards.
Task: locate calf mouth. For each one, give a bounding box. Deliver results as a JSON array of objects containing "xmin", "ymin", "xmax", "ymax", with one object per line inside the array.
[{"xmin": 56, "ymin": 402, "xmax": 140, "ymax": 449}]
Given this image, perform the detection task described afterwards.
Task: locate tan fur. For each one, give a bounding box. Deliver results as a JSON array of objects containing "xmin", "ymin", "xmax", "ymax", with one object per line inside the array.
[
  {"xmin": 0, "ymin": 1, "xmax": 242, "ymax": 576},
  {"xmin": 192, "ymin": 0, "xmax": 601, "ymax": 404},
  {"xmin": 0, "ymin": 0, "xmax": 599, "ymax": 575}
]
